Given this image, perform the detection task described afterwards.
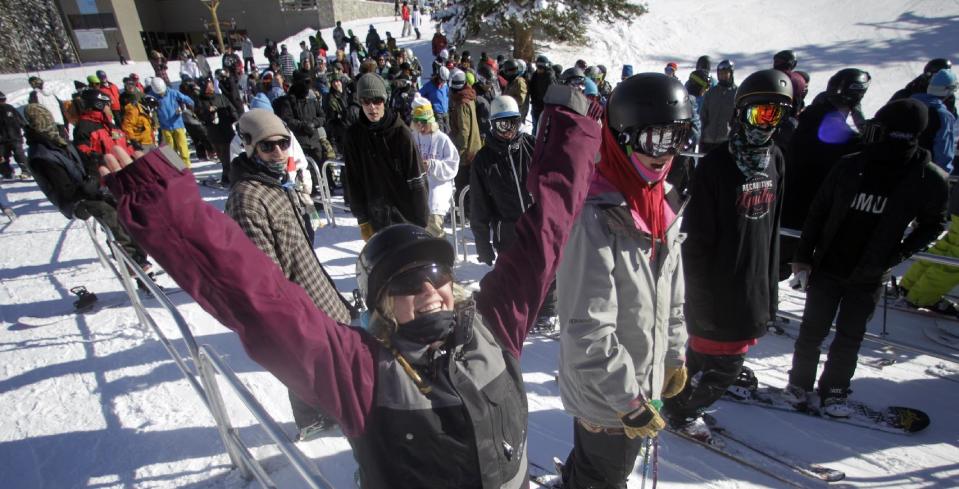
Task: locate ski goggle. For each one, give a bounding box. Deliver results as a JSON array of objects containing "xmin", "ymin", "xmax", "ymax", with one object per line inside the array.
[
  {"xmin": 493, "ymin": 117, "xmax": 521, "ymax": 134},
  {"xmin": 386, "ymin": 263, "xmax": 454, "ymax": 296},
  {"xmin": 256, "ymin": 137, "xmax": 292, "ymax": 153},
  {"xmin": 360, "ymin": 97, "xmax": 385, "ymax": 107},
  {"xmin": 563, "ymin": 76, "xmax": 586, "ymax": 90},
  {"xmin": 622, "ymin": 122, "xmax": 691, "ymax": 157},
  {"xmin": 743, "ymin": 103, "xmax": 789, "ymax": 129}
]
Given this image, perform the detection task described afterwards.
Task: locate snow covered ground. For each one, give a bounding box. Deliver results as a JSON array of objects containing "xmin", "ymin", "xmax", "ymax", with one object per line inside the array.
[{"xmin": 2, "ymin": 1, "xmax": 959, "ymax": 488}]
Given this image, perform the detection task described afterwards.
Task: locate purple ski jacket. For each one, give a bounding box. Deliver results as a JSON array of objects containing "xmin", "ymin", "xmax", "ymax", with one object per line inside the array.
[{"xmin": 104, "ymin": 89, "xmax": 600, "ymax": 439}]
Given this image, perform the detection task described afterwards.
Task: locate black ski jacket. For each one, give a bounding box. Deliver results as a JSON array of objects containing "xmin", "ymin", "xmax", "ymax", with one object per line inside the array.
[
  {"xmin": 195, "ymin": 93, "xmax": 238, "ymax": 144},
  {"xmin": 528, "ymin": 70, "xmax": 555, "ymax": 110},
  {"xmin": 0, "ymin": 102, "xmax": 25, "ymax": 143},
  {"xmin": 469, "ymin": 133, "xmax": 535, "ymax": 263},
  {"xmin": 26, "ymin": 131, "xmax": 101, "ymax": 219},
  {"xmin": 274, "ymin": 93, "xmax": 326, "ymax": 150},
  {"xmin": 783, "ymin": 99, "xmax": 862, "ymax": 230},
  {"xmin": 795, "ymin": 149, "xmax": 948, "ymax": 283},
  {"xmin": 343, "ymin": 109, "xmax": 428, "ymax": 230},
  {"xmin": 682, "ymin": 144, "xmax": 785, "ymax": 342}
]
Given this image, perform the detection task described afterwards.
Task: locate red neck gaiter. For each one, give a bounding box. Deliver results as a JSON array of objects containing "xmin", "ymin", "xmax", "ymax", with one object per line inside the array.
[{"xmin": 597, "ymin": 124, "xmax": 667, "ymax": 255}]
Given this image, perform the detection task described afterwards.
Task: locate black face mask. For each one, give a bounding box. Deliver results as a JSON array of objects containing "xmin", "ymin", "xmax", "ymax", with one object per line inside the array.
[{"xmin": 395, "ymin": 310, "xmax": 456, "ymax": 344}]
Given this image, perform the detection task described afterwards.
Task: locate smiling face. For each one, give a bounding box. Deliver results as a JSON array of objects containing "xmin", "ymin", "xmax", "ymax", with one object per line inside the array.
[{"xmin": 390, "ymin": 281, "xmax": 455, "ymax": 324}]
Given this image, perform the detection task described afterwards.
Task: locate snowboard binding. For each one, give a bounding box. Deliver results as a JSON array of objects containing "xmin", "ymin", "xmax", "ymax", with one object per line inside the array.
[{"xmin": 70, "ymin": 286, "xmax": 98, "ymax": 312}]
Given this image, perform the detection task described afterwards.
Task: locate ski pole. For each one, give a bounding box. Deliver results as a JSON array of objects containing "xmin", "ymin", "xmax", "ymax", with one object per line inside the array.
[
  {"xmin": 640, "ymin": 436, "xmax": 652, "ymax": 489},
  {"xmin": 882, "ymin": 277, "xmax": 893, "ymax": 337},
  {"xmin": 652, "ymin": 435, "xmax": 660, "ymax": 489}
]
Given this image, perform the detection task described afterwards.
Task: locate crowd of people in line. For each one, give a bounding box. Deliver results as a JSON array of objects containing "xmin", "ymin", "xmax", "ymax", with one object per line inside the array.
[{"xmin": 2, "ymin": 11, "xmax": 959, "ymax": 488}]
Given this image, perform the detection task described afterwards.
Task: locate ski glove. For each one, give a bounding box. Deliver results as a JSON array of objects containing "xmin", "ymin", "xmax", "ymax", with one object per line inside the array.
[
  {"xmin": 661, "ymin": 365, "xmax": 688, "ymax": 399},
  {"xmin": 359, "ymin": 221, "xmax": 374, "ymax": 241},
  {"xmin": 619, "ymin": 400, "xmax": 665, "ymax": 439}
]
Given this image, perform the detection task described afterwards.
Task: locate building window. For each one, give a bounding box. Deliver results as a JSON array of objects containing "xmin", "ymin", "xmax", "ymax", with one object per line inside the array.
[
  {"xmin": 278, "ymin": 0, "xmax": 319, "ymax": 11},
  {"xmin": 68, "ymin": 13, "xmax": 118, "ymax": 30}
]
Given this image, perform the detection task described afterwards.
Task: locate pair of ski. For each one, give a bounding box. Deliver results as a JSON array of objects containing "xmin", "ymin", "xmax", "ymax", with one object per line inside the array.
[{"xmin": 528, "ymin": 417, "xmax": 842, "ymax": 488}]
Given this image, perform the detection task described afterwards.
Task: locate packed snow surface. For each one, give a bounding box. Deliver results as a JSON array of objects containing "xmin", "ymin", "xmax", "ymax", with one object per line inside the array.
[{"xmin": 2, "ymin": 2, "xmax": 959, "ymax": 488}]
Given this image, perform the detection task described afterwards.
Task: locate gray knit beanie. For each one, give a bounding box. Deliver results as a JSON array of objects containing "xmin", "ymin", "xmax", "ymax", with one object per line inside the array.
[
  {"xmin": 357, "ymin": 73, "xmax": 388, "ymax": 101},
  {"xmin": 238, "ymin": 109, "xmax": 289, "ymax": 157}
]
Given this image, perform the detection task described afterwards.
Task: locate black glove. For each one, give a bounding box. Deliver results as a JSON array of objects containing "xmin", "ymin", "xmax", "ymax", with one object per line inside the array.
[{"xmin": 72, "ymin": 200, "xmax": 91, "ymax": 220}]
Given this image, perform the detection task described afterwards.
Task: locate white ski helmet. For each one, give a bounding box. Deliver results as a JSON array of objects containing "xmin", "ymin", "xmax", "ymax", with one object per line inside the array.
[
  {"xmin": 516, "ymin": 59, "xmax": 527, "ymax": 77},
  {"xmin": 450, "ymin": 69, "xmax": 467, "ymax": 90},
  {"xmin": 150, "ymin": 77, "xmax": 167, "ymax": 95},
  {"xmin": 490, "ymin": 95, "xmax": 520, "ymax": 120},
  {"xmin": 438, "ymin": 66, "xmax": 450, "ymax": 82}
]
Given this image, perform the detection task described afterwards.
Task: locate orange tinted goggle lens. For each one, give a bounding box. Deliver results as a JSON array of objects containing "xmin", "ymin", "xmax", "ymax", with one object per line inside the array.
[{"xmin": 745, "ymin": 104, "xmax": 786, "ymax": 128}]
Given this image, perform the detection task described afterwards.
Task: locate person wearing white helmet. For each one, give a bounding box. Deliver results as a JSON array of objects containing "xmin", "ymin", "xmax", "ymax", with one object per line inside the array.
[
  {"xmin": 150, "ymin": 77, "xmax": 196, "ymax": 167},
  {"xmin": 420, "ymin": 66, "xmax": 451, "ymax": 133},
  {"xmin": 470, "ymin": 94, "xmax": 557, "ymax": 332},
  {"xmin": 449, "ymin": 69, "xmax": 481, "ymax": 201}
]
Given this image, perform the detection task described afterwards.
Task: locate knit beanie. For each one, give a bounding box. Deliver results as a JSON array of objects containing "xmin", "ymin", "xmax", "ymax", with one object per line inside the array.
[
  {"xmin": 411, "ymin": 95, "xmax": 435, "ymax": 123},
  {"xmin": 249, "ymin": 93, "xmax": 273, "ymax": 111},
  {"xmin": 875, "ymin": 98, "xmax": 928, "ymax": 140},
  {"xmin": 357, "ymin": 73, "xmax": 388, "ymax": 100},
  {"xmin": 87, "ymin": 74, "xmax": 100, "ymax": 84},
  {"xmin": 238, "ymin": 109, "xmax": 289, "ymax": 157},
  {"xmin": 24, "ymin": 103, "xmax": 65, "ymax": 146},
  {"xmin": 928, "ymin": 69, "xmax": 958, "ymax": 98}
]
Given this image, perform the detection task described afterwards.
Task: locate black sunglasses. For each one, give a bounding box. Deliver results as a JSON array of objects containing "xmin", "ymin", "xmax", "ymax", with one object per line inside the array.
[
  {"xmin": 386, "ymin": 263, "xmax": 453, "ymax": 297},
  {"xmin": 256, "ymin": 137, "xmax": 291, "ymax": 153}
]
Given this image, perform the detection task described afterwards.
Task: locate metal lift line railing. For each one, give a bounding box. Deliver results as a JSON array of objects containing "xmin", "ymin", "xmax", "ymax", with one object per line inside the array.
[{"xmin": 84, "ymin": 220, "xmax": 334, "ymax": 489}]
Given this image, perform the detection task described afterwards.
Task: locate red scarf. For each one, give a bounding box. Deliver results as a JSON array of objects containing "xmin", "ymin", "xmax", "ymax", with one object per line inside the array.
[{"xmin": 597, "ymin": 124, "xmax": 667, "ymax": 253}]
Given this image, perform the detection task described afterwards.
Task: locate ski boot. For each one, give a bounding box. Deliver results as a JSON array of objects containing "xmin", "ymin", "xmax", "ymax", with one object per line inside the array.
[
  {"xmin": 70, "ymin": 286, "xmax": 99, "ymax": 312},
  {"xmin": 725, "ymin": 365, "xmax": 758, "ymax": 400},
  {"xmin": 780, "ymin": 383, "xmax": 810, "ymax": 405},
  {"xmin": 820, "ymin": 387, "xmax": 853, "ymax": 418}
]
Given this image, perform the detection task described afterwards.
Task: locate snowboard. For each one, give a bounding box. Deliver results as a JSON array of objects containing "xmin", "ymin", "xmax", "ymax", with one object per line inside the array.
[
  {"xmin": 888, "ymin": 300, "xmax": 959, "ymax": 323},
  {"xmin": 723, "ymin": 385, "xmax": 930, "ymax": 434},
  {"xmin": 16, "ymin": 287, "xmax": 184, "ymax": 327},
  {"xmin": 199, "ymin": 176, "xmax": 228, "ymax": 191},
  {"xmin": 924, "ymin": 321, "xmax": 959, "ymax": 351}
]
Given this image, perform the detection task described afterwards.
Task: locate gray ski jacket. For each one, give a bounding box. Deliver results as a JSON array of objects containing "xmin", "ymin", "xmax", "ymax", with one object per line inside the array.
[
  {"xmin": 700, "ymin": 83, "xmax": 738, "ymax": 145},
  {"xmin": 557, "ymin": 182, "xmax": 688, "ymax": 427}
]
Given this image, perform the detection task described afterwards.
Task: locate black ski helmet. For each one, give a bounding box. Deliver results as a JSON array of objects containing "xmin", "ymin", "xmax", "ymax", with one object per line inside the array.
[
  {"xmin": 696, "ymin": 55, "xmax": 712, "ymax": 72},
  {"xmin": 735, "ymin": 69, "xmax": 793, "ymax": 109},
  {"xmin": 79, "ymin": 88, "xmax": 111, "ymax": 112},
  {"xmin": 717, "ymin": 59, "xmax": 734, "ymax": 72},
  {"xmin": 773, "ymin": 50, "xmax": 797, "ymax": 71},
  {"xmin": 501, "ymin": 59, "xmax": 519, "ymax": 80},
  {"xmin": 607, "ymin": 73, "xmax": 693, "ymax": 135},
  {"xmin": 826, "ymin": 68, "xmax": 871, "ymax": 106},
  {"xmin": 924, "ymin": 58, "xmax": 951, "ymax": 76},
  {"xmin": 356, "ymin": 224, "xmax": 455, "ymax": 308}
]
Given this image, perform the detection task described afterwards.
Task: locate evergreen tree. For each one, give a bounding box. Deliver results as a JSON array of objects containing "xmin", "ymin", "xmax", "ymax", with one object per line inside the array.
[
  {"xmin": 435, "ymin": 0, "xmax": 649, "ymax": 61},
  {"xmin": 0, "ymin": 0, "xmax": 76, "ymax": 73}
]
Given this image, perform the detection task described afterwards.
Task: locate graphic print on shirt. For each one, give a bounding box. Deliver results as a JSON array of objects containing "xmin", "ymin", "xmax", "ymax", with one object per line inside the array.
[
  {"xmin": 735, "ymin": 172, "xmax": 776, "ymax": 220},
  {"xmin": 849, "ymin": 193, "xmax": 888, "ymax": 214}
]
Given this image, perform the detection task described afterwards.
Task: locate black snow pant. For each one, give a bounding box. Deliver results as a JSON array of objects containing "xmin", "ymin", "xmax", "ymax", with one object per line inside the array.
[
  {"xmin": 531, "ymin": 105, "xmax": 543, "ymax": 136},
  {"xmin": 789, "ymin": 270, "xmax": 881, "ymax": 393},
  {"xmin": 561, "ymin": 419, "xmax": 644, "ymax": 489},
  {"xmin": 663, "ymin": 348, "xmax": 745, "ymax": 425},
  {"xmin": 78, "ymin": 199, "xmax": 149, "ymax": 267},
  {"xmin": 0, "ymin": 141, "xmax": 27, "ymax": 178},
  {"xmin": 212, "ymin": 141, "xmax": 232, "ymax": 184},
  {"xmin": 288, "ymin": 390, "xmax": 333, "ymax": 429}
]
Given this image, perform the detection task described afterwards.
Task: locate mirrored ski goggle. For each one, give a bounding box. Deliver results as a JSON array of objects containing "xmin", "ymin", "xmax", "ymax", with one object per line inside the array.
[
  {"xmin": 563, "ymin": 76, "xmax": 586, "ymax": 90},
  {"xmin": 256, "ymin": 137, "xmax": 292, "ymax": 153},
  {"xmin": 386, "ymin": 263, "xmax": 454, "ymax": 297},
  {"xmin": 623, "ymin": 122, "xmax": 691, "ymax": 157},
  {"xmin": 493, "ymin": 117, "xmax": 521, "ymax": 134},
  {"xmin": 743, "ymin": 103, "xmax": 789, "ymax": 129}
]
